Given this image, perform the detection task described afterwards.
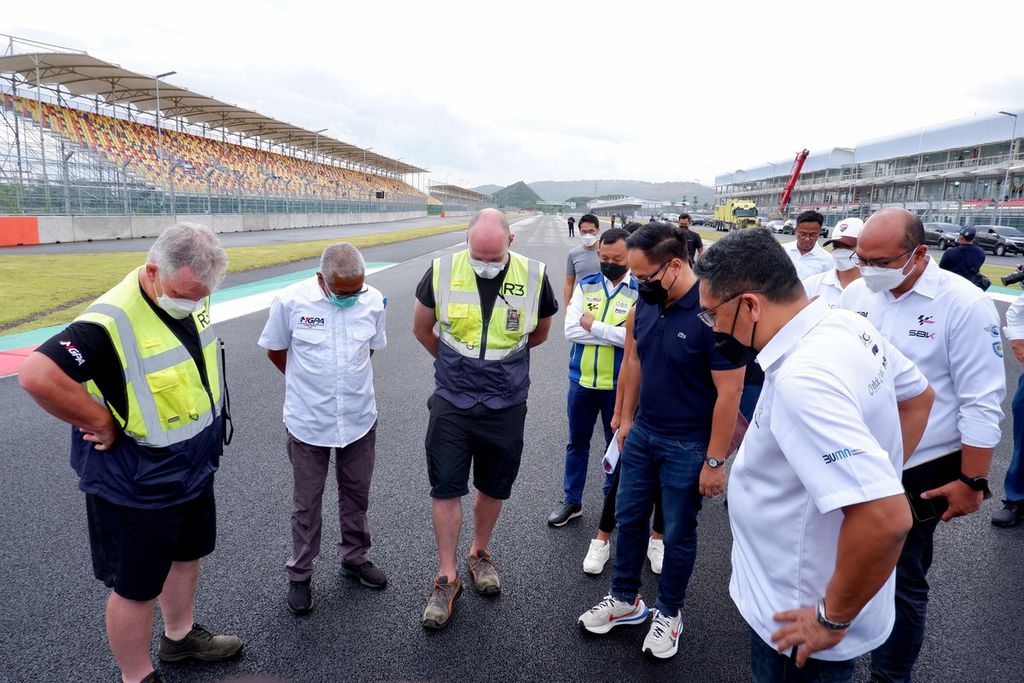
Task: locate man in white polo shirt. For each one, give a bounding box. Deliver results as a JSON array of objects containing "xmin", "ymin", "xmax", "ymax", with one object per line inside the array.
[
  {"xmin": 695, "ymin": 229, "xmax": 934, "ymax": 682},
  {"xmin": 802, "ymin": 217, "xmax": 863, "ymax": 307},
  {"xmin": 784, "ymin": 210, "xmax": 833, "ymax": 279},
  {"xmin": 838, "ymin": 208, "xmax": 1005, "ymax": 683},
  {"xmin": 259, "ymin": 243, "xmax": 389, "ymax": 615}
]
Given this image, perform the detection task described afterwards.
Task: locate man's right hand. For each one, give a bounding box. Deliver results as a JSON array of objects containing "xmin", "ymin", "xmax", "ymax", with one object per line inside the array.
[
  {"xmin": 1012, "ymin": 339, "xmax": 1024, "ymax": 366},
  {"xmin": 616, "ymin": 417, "xmax": 633, "ymax": 452},
  {"xmin": 79, "ymin": 413, "xmax": 117, "ymax": 451}
]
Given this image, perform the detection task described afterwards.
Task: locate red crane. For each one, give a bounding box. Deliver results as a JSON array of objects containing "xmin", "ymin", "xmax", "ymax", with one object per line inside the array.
[{"xmin": 778, "ymin": 149, "xmax": 809, "ymax": 215}]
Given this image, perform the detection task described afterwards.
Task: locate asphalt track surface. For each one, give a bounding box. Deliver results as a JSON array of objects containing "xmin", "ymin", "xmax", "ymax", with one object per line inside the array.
[{"xmin": 0, "ymin": 214, "xmax": 1022, "ymax": 682}]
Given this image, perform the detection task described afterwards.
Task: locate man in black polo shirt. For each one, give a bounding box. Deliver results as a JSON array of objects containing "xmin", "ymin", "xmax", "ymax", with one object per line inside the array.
[
  {"xmin": 939, "ymin": 227, "xmax": 988, "ymax": 289},
  {"xmin": 577, "ymin": 222, "xmax": 744, "ymax": 659}
]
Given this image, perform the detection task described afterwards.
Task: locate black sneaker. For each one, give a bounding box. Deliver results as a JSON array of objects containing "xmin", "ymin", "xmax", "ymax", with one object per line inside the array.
[
  {"xmin": 992, "ymin": 500, "xmax": 1024, "ymax": 527},
  {"xmin": 547, "ymin": 503, "xmax": 583, "ymax": 527},
  {"xmin": 158, "ymin": 623, "xmax": 242, "ymax": 663},
  {"xmin": 288, "ymin": 578, "xmax": 313, "ymax": 614},
  {"xmin": 342, "ymin": 560, "xmax": 388, "ymax": 589},
  {"xmin": 140, "ymin": 672, "xmax": 165, "ymax": 683}
]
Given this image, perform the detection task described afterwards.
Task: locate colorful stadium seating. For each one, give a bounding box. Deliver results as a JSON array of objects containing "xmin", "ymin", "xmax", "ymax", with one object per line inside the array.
[{"xmin": 4, "ymin": 94, "xmax": 422, "ymax": 201}]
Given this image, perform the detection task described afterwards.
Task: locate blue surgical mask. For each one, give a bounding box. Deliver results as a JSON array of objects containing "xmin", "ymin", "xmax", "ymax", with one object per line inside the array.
[{"xmin": 326, "ymin": 291, "xmax": 361, "ymax": 308}]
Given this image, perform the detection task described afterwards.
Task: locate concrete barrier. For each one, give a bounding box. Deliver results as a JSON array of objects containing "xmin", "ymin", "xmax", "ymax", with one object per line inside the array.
[{"xmin": 8, "ymin": 210, "xmax": 430, "ymax": 245}]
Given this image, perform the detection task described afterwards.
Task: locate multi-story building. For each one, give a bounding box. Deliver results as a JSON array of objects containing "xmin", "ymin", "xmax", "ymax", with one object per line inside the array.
[{"xmin": 715, "ymin": 110, "xmax": 1024, "ymax": 227}]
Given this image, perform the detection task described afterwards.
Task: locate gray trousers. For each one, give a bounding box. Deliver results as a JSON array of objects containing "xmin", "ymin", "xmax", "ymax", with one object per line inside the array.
[{"xmin": 286, "ymin": 426, "xmax": 376, "ymax": 581}]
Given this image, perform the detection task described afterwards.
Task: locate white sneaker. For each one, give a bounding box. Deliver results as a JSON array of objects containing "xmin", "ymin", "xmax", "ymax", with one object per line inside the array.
[
  {"xmin": 583, "ymin": 539, "xmax": 611, "ymax": 575},
  {"xmin": 578, "ymin": 595, "xmax": 649, "ymax": 634},
  {"xmin": 642, "ymin": 608, "xmax": 682, "ymax": 659},
  {"xmin": 647, "ymin": 537, "xmax": 664, "ymax": 575}
]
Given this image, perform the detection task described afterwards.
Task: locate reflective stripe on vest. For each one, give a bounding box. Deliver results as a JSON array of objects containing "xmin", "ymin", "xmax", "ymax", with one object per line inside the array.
[
  {"xmin": 433, "ymin": 250, "xmax": 544, "ymax": 361},
  {"xmin": 75, "ymin": 268, "xmax": 222, "ymax": 448},
  {"xmin": 573, "ymin": 278, "xmax": 638, "ymax": 390}
]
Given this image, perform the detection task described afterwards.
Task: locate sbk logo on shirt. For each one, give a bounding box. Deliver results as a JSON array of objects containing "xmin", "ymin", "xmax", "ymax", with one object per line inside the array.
[
  {"xmin": 297, "ymin": 315, "xmax": 326, "ymax": 329},
  {"xmin": 908, "ymin": 329, "xmax": 936, "ymax": 340}
]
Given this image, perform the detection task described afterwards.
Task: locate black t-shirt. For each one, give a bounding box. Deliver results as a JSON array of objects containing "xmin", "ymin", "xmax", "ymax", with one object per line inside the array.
[
  {"xmin": 415, "ymin": 262, "xmax": 559, "ymax": 322},
  {"xmin": 567, "ymin": 217, "xmax": 575, "ymax": 226},
  {"xmin": 37, "ymin": 280, "xmax": 208, "ymax": 420},
  {"xmin": 681, "ymin": 229, "xmax": 703, "ymax": 260}
]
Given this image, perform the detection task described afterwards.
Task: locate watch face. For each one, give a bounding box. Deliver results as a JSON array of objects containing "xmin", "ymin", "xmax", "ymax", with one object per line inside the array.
[{"xmin": 706, "ymin": 457, "xmax": 721, "ymax": 468}]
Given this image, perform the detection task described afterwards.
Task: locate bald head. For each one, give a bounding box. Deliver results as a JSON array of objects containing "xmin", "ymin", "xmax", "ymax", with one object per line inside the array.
[
  {"xmin": 860, "ymin": 208, "xmax": 924, "ymax": 254},
  {"xmin": 467, "ymin": 208, "xmax": 512, "ymax": 262}
]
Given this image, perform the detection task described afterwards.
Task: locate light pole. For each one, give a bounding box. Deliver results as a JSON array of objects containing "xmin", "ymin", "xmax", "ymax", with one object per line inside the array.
[
  {"xmin": 154, "ymin": 70, "xmax": 176, "ymax": 161},
  {"xmin": 954, "ymin": 181, "xmax": 963, "ymax": 224},
  {"xmin": 998, "ymin": 111, "xmax": 1018, "ymax": 224},
  {"xmin": 766, "ymin": 161, "xmax": 778, "ymax": 211},
  {"xmin": 312, "ymin": 128, "xmax": 327, "ymax": 165}
]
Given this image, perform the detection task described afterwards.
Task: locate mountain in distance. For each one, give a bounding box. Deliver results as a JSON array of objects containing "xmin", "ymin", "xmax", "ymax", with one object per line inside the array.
[
  {"xmin": 491, "ymin": 181, "xmax": 543, "ymax": 208},
  {"xmin": 473, "ymin": 184, "xmax": 502, "ymax": 195},
  {"xmin": 528, "ymin": 179, "xmax": 714, "ymax": 206}
]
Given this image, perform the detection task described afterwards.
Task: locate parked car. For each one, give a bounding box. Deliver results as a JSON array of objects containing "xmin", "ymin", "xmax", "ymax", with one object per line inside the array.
[
  {"xmin": 974, "ymin": 224, "xmax": 1024, "ymax": 256},
  {"xmin": 781, "ymin": 219, "xmax": 796, "ymax": 234},
  {"xmin": 923, "ymin": 222, "xmax": 960, "ymax": 250}
]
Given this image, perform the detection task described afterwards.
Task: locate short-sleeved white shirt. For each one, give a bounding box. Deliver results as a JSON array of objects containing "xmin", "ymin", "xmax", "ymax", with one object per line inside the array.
[
  {"xmin": 729, "ymin": 299, "xmax": 928, "ymax": 661},
  {"xmin": 258, "ymin": 278, "xmax": 387, "ymax": 448},
  {"xmin": 784, "ymin": 241, "xmax": 833, "ymax": 280},
  {"xmin": 839, "ymin": 258, "xmax": 1005, "ymax": 467},
  {"xmin": 802, "ymin": 269, "xmax": 845, "ymax": 307}
]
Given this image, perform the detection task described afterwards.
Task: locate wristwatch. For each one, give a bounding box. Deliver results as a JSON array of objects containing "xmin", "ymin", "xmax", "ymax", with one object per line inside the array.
[
  {"xmin": 705, "ymin": 456, "xmax": 725, "ymax": 469},
  {"xmin": 958, "ymin": 474, "xmax": 992, "ymax": 499},
  {"xmin": 815, "ymin": 599, "xmax": 851, "ymax": 631}
]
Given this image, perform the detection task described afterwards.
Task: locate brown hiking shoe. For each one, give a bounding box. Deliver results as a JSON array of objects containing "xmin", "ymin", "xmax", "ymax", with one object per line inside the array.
[
  {"xmin": 468, "ymin": 549, "xmax": 501, "ymax": 596},
  {"xmin": 158, "ymin": 623, "xmax": 243, "ymax": 663},
  {"xmin": 421, "ymin": 575, "xmax": 463, "ymax": 630}
]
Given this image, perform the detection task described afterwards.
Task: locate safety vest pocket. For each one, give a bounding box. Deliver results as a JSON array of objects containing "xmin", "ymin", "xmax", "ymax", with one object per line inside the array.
[
  {"xmin": 447, "ymin": 303, "xmax": 470, "ymax": 319},
  {"xmin": 147, "ymin": 368, "xmax": 196, "ymax": 428},
  {"xmin": 133, "ymin": 445, "xmax": 190, "ymax": 498}
]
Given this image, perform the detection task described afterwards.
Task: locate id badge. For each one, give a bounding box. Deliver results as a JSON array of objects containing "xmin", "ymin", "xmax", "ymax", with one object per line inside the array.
[{"xmin": 506, "ymin": 308, "xmax": 521, "ymax": 332}]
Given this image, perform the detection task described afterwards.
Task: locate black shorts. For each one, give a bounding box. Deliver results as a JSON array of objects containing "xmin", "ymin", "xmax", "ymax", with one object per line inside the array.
[
  {"xmin": 425, "ymin": 395, "xmax": 527, "ymax": 500},
  {"xmin": 86, "ymin": 478, "xmax": 216, "ymax": 601}
]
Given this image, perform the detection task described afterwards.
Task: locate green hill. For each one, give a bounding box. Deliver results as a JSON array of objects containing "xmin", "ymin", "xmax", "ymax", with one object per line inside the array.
[{"xmin": 492, "ymin": 181, "xmax": 543, "ymax": 209}]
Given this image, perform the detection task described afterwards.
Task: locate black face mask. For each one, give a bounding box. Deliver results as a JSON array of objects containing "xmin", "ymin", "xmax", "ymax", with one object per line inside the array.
[
  {"xmin": 600, "ymin": 262, "xmax": 628, "ymax": 281},
  {"xmin": 637, "ymin": 263, "xmax": 677, "ymax": 306},
  {"xmin": 713, "ymin": 298, "xmax": 758, "ymax": 366}
]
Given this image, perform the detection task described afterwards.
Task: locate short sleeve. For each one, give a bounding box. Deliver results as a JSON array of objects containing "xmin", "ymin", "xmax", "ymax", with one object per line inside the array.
[
  {"xmin": 771, "ymin": 370, "xmax": 904, "ymax": 513},
  {"xmin": 538, "ymin": 272, "xmax": 560, "ymax": 318},
  {"xmin": 35, "ymin": 322, "xmax": 117, "ymax": 384},
  {"xmin": 692, "ymin": 233, "xmax": 704, "ymax": 250},
  {"xmin": 415, "ymin": 266, "xmax": 435, "ymax": 308},
  {"xmin": 885, "ymin": 339, "xmax": 929, "ymax": 402},
  {"xmin": 565, "ymin": 252, "xmax": 575, "ymax": 277},
  {"xmin": 257, "ymin": 296, "xmax": 292, "ymax": 351}
]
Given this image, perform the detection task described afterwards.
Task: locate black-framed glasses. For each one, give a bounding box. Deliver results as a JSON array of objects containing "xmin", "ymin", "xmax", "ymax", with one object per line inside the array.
[
  {"xmin": 635, "ymin": 260, "xmax": 670, "ymax": 285},
  {"xmin": 698, "ymin": 290, "xmax": 762, "ymax": 327},
  {"xmin": 317, "ymin": 271, "xmax": 368, "ymax": 299},
  {"xmin": 852, "ymin": 248, "xmax": 914, "ymax": 269}
]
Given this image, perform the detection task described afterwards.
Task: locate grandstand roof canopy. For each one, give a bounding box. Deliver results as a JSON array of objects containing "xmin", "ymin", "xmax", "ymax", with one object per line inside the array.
[
  {"xmin": 429, "ymin": 184, "xmax": 492, "ymax": 202},
  {"xmin": 0, "ymin": 51, "xmax": 426, "ymax": 175}
]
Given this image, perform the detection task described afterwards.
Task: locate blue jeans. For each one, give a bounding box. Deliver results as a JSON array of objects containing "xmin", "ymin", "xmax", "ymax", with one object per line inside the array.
[
  {"xmin": 869, "ymin": 515, "xmax": 940, "ymax": 682},
  {"xmin": 1004, "ymin": 373, "xmax": 1024, "ymax": 502},
  {"xmin": 563, "ymin": 382, "xmax": 616, "ymax": 505},
  {"xmin": 610, "ymin": 421, "xmax": 704, "ymax": 616},
  {"xmin": 750, "ymin": 629, "xmax": 854, "ymax": 683}
]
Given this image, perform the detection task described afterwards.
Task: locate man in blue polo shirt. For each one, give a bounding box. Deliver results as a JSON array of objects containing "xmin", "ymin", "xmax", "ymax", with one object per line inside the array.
[{"xmin": 577, "ymin": 222, "xmax": 744, "ymax": 659}]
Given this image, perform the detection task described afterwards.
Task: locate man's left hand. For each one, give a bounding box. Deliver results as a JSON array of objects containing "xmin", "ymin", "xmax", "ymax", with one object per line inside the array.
[
  {"xmin": 699, "ymin": 463, "xmax": 726, "ymax": 498},
  {"xmin": 580, "ymin": 313, "xmax": 595, "ymax": 331},
  {"xmin": 921, "ymin": 479, "xmax": 984, "ymax": 522},
  {"xmin": 771, "ymin": 606, "xmax": 846, "ymax": 668}
]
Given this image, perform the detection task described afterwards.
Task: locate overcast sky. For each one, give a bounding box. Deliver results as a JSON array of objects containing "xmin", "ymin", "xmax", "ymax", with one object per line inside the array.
[{"xmin": 6, "ymin": 0, "xmax": 1023, "ymax": 189}]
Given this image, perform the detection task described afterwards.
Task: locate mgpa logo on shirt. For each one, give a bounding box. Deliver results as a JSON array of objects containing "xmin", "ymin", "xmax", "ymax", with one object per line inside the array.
[{"xmin": 297, "ymin": 315, "xmax": 326, "ymax": 329}]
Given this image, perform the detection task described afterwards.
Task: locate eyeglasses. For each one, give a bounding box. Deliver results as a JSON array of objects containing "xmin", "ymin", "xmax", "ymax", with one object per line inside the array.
[
  {"xmin": 317, "ymin": 272, "xmax": 368, "ymax": 299},
  {"xmin": 697, "ymin": 290, "xmax": 761, "ymax": 327},
  {"xmin": 635, "ymin": 260, "xmax": 670, "ymax": 285},
  {"xmin": 852, "ymin": 248, "xmax": 914, "ymax": 269}
]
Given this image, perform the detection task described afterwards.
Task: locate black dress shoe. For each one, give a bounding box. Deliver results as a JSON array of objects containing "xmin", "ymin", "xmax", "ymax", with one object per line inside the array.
[
  {"xmin": 547, "ymin": 503, "xmax": 583, "ymax": 527},
  {"xmin": 288, "ymin": 579, "xmax": 313, "ymax": 614}
]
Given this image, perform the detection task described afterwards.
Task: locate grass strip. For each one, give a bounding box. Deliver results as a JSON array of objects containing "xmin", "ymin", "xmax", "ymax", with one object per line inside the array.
[{"xmin": 0, "ymin": 220, "xmax": 472, "ymax": 334}]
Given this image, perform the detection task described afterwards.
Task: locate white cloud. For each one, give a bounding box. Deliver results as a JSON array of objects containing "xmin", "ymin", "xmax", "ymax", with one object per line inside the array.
[{"xmin": 7, "ymin": 0, "xmax": 1023, "ymax": 188}]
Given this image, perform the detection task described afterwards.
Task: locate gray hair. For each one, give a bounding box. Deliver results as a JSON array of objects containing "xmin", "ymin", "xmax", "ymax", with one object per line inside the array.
[
  {"xmin": 147, "ymin": 222, "xmax": 228, "ymax": 289},
  {"xmin": 694, "ymin": 228, "xmax": 803, "ymax": 303},
  {"xmin": 319, "ymin": 243, "xmax": 365, "ymax": 280}
]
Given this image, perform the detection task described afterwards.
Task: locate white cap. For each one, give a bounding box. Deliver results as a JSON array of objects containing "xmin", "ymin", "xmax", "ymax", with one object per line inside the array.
[{"xmin": 824, "ymin": 217, "xmax": 864, "ymax": 246}]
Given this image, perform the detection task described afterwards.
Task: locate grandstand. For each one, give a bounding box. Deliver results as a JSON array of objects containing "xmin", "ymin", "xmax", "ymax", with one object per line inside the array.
[{"xmin": 0, "ymin": 34, "xmax": 429, "ymax": 222}]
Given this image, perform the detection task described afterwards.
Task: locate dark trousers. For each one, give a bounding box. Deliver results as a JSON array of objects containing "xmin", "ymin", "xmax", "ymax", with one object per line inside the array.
[
  {"xmin": 598, "ymin": 466, "xmax": 664, "ymax": 535},
  {"xmin": 563, "ymin": 382, "xmax": 616, "ymax": 505},
  {"xmin": 750, "ymin": 628, "xmax": 854, "ymax": 683},
  {"xmin": 1005, "ymin": 373, "xmax": 1024, "ymax": 502},
  {"xmin": 869, "ymin": 515, "xmax": 940, "ymax": 682},
  {"xmin": 285, "ymin": 427, "xmax": 376, "ymax": 581}
]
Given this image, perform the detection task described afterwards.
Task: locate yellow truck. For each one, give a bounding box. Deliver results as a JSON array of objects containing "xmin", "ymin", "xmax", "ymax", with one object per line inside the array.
[{"xmin": 713, "ymin": 200, "xmax": 759, "ymax": 232}]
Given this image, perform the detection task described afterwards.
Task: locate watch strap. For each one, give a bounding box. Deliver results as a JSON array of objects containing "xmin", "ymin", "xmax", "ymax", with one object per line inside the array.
[
  {"xmin": 816, "ymin": 599, "xmax": 851, "ymax": 631},
  {"xmin": 959, "ymin": 474, "xmax": 992, "ymax": 499}
]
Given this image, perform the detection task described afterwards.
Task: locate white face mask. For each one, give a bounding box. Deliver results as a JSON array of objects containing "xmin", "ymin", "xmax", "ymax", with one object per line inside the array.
[
  {"xmin": 154, "ymin": 272, "xmax": 205, "ymax": 319},
  {"xmin": 831, "ymin": 248, "xmax": 857, "ymax": 272},
  {"xmin": 858, "ymin": 251, "xmax": 917, "ymax": 293},
  {"xmin": 580, "ymin": 233, "xmax": 599, "ymax": 247},
  {"xmin": 468, "ymin": 256, "xmax": 507, "ymax": 280}
]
